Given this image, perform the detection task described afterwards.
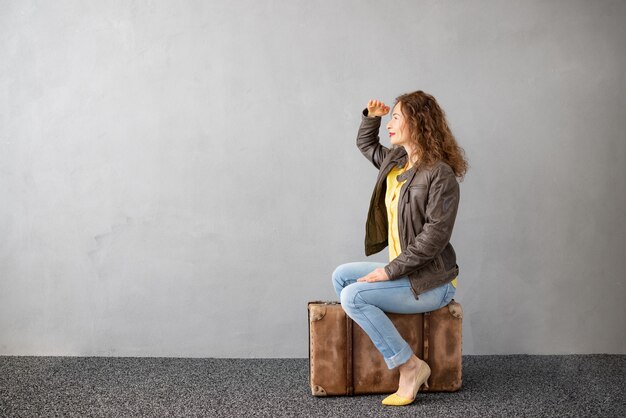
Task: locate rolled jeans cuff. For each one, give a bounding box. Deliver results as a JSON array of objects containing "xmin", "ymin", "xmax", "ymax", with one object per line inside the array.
[{"xmin": 385, "ymin": 341, "xmax": 413, "ymax": 369}]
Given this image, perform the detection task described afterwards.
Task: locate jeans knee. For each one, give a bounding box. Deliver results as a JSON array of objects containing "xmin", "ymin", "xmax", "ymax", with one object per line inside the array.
[
  {"xmin": 340, "ymin": 283, "xmax": 362, "ymax": 311},
  {"xmin": 331, "ymin": 263, "xmax": 349, "ymax": 289},
  {"xmin": 339, "ymin": 285, "xmax": 351, "ymax": 309}
]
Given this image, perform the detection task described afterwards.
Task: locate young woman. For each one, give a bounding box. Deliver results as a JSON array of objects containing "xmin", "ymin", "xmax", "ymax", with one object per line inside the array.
[{"xmin": 332, "ymin": 90, "xmax": 468, "ymax": 406}]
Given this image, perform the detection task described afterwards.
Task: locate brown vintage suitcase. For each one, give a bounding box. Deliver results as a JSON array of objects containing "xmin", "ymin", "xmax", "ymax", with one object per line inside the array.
[{"xmin": 308, "ymin": 300, "xmax": 463, "ymax": 396}]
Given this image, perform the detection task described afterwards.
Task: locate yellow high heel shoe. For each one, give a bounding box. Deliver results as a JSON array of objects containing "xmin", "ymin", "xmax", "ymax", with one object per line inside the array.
[{"xmin": 382, "ymin": 359, "xmax": 431, "ymax": 406}]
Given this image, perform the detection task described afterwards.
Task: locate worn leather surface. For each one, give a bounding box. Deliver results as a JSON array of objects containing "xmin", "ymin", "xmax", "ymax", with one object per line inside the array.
[
  {"xmin": 308, "ymin": 300, "xmax": 462, "ymax": 396},
  {"xmin": 424, "ymin": 299, "xmax": 463, "ymax": 391},
  {"xmin": 308, "ymin": 303, "xmax": 348, "ymax": 396}
]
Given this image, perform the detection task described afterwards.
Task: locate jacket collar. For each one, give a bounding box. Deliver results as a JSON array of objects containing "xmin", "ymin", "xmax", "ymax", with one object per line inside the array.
[{"xmin": 388, "ymin": 148, "xmax": 419, "ymax": 182}]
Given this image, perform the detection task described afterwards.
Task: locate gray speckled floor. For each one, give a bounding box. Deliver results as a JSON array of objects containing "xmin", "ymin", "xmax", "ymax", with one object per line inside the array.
[{"xmin": 0, "ymin": 355, "xmax": 624, "ymax": 417}]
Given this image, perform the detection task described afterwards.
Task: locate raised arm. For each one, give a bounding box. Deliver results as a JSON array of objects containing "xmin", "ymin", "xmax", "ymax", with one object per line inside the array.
[{"xmin": 356, "ymin": 99, "xmax": 391, "ymax": 170}]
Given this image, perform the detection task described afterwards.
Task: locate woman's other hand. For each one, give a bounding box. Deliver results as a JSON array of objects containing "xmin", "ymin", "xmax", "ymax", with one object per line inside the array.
[
  {"xmin": 357, "ymin": 268, "xmax": 390, "ymax": 283},
  {"xmin": 367, "ymin": 99, "xmax": 390, "ymax": 117}
]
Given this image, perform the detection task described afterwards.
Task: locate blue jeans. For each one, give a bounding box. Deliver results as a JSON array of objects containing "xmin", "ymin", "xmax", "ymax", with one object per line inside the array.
[{"xmin": 332, "ymin": 261, "xmax": 456, "ymax": 369}]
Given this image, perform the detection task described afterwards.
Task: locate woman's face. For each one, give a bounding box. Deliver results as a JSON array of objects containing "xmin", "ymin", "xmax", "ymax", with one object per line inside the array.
[{"xmin": 386, "ymin": 102, "xmax": 410, "ymax": 147}]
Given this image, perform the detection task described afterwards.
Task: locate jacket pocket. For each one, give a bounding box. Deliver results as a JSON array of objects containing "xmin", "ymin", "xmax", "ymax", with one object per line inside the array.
[{"xmin": 408, "ymin": 184, "xmax": 428, "ymax": 196}]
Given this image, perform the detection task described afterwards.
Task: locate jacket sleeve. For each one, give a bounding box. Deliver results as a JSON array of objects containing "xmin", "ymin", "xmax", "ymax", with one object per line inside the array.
[
  {"xmin": 356, "ymin": 108, "xmax": 390, "ymax": 170},
  {"xmin": 384, "ymin": 163, "xmax": 460, "ymax": 280}
]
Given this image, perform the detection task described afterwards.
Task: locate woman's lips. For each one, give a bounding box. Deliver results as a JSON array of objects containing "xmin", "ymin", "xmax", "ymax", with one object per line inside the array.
[{"xmin": 389, "ymin": 133, "xmax": 395, "ymax": 137}]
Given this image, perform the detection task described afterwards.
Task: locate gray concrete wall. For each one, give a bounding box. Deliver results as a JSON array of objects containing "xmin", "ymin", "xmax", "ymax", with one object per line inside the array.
[{"xmin": 1, "ymin": 0, "xmax": 625, "ymax": 357}]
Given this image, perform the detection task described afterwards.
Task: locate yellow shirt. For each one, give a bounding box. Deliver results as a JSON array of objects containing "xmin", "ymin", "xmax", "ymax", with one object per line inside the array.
[{"xmin": 385, "ymin": 163, "xmax": 457, "ymax": 288}]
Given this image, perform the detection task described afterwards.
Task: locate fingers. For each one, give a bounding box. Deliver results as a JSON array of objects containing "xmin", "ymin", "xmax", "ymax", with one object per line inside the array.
[
  {"xmin": 368, "ymin": 99, "xmax": 386, "ymax": 107},
  {"xmin": 356, "ymin": 275, "xmax": 376, "ymax": 283},
  {"xmin": 367, "ymin": 99, "xmax": 390, "ymax": 116},
  {"xmin": 357, "ymin": 268, "xmax": 388, "ymax": 283}
]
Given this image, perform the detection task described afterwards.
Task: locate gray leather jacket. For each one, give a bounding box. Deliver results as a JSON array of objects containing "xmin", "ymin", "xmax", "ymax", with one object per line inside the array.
[{"xmin": 357, "ymin": 109, "xmax": 460, "ymax": 299}]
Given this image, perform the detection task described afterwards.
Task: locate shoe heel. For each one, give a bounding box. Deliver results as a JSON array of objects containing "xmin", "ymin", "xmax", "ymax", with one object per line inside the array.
[{"xmin": 423, "ymin": 380, "xmax": 429, "ymax": 390}]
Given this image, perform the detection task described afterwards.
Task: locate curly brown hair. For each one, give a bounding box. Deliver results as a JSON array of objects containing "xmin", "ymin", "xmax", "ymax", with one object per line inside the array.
[{"xmin": 395, "ymin": 90, "xmax": 468, "ymax": 179}]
